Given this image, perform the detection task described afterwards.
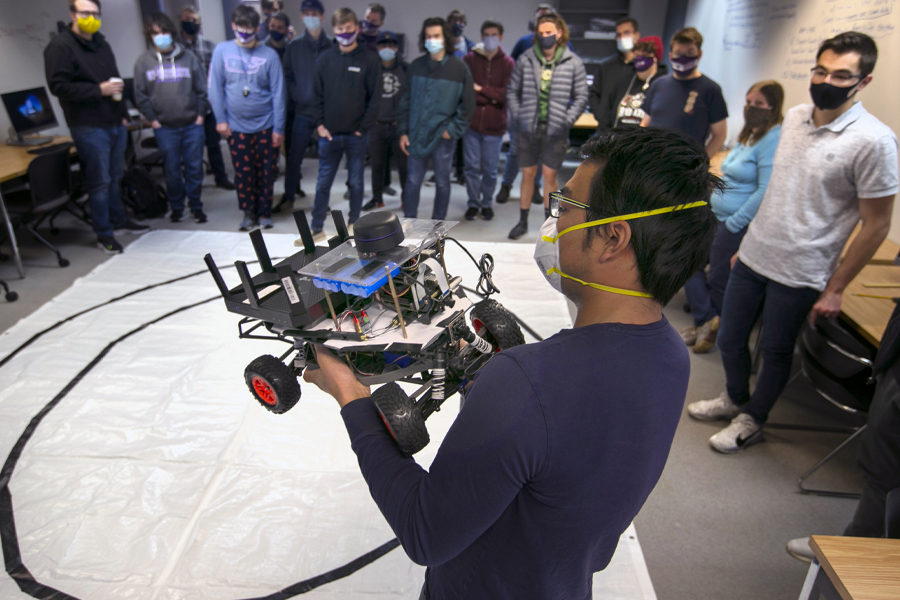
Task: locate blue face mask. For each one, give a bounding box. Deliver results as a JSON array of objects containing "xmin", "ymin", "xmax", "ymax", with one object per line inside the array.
[
  {"xmin": 425, "ymin": 39, "xmax": 444, "ymax": 55},
  {"xmin": 303, "ymin": 15, "xmax": 321, "ymax": 32},
  {"xmin": 378, "ymin": 47, "xmax": 396, "ymax": 62},
  {"xmin": 483, "ymin": 35, "xmax": 500, "ymax": 52},
  {"xmin": 153, "ymin": 33, "xmax": 173, "ymax": 50}
]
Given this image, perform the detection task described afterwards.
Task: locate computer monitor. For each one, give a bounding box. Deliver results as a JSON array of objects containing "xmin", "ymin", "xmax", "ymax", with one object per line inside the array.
[{"xmin": 2, "ymin": 87, "xmax": 58, "ymax": 146}]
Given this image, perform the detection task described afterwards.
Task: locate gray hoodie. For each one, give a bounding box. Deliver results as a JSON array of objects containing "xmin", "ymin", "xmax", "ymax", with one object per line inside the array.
[{"xmin": 133, "ymin": 44, "xmax": 209, "ymax": 127}]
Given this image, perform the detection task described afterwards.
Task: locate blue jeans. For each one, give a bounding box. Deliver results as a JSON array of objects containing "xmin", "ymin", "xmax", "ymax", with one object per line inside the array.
[
  {"xmin": 69, "ymin": 124, "xmax": 127, "ymax": 238},
  {"xmin": 405, "ymin": 137, "xmax": 455, "ymax": 219},
  {"xmin": 718, "ymin": 260, "xmax": 820, "ymax": 423},
  {"xmin": 501, "ymin": 118, "xmax": 543, "ymax": 190},
  {"xmin": 463, "ymin": 130, "xmax": 503, "ymax": 209},
  {"xmin": 284, "ymin": 113, "xmax": 318, "ymax": 203},
  {"xmin": 683, "ymin": 221, "xmax": 747, "ymax": 326},
  {"xmin": 311, "ymin": 133, "xmax": 368, "ymax": 231},
  {"xmin": 154, "ymin": 123, "xmax": 205, "ymax": 212}
]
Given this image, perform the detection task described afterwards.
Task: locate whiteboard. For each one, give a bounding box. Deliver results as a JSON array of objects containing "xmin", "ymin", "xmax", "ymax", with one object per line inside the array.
[{"xmin": 686, "ymin": 0, "xmax": 900, "ymax": 241}]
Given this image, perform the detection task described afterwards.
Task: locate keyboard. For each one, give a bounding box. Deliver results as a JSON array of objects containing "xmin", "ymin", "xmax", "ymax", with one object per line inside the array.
[{"xmin": 27, "ymin": 142, "xmax": 72, "ymax": 156}]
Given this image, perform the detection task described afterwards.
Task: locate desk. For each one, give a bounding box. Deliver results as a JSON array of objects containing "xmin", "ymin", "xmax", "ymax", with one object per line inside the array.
[
  {"xmin": 840, "ymin": 264, "xmax": 900, "ymax": 346},
  {"xmin": 573, "ymin": 113, "xmax": 598, "ymax": 129},
  {"xmin": 799, "ymin": 535, "xmax": 900, "ymax": 600},
  {"xmin": 0, "ymin": 137, "xmax": 74, "ymax": 278}
]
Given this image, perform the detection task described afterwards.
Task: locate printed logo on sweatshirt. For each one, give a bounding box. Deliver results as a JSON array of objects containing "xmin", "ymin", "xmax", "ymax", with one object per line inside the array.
[
  {"xmin": 224, "ymin": 55, "xmax": 267, "ymax": 75},
  {"xmin": 381, "ymin": 72, "xmax": 401, "ymax": 98},
  {"xmin": 146, "ymin": 65, "xmax": 192, "ymax": 82},
  {"xmin": 348, "ymin": 66, "xmax": 361, "ymax": 73}
]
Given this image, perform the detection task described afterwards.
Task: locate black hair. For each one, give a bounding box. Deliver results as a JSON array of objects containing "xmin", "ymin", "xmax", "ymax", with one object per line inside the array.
[
  {"xmin": 144, "ymin": 12, "xmax": 177, "ymax": 45},
  {"xmin": 579, "ymin": 128, "xmax": 722, "ymax": 305},
  {"xmin": 447, "ymin": 10, "xmax": 466, "ymax": 24},
  {"xmin": 481, "ymin": 20, "xmax": 504, "ymax": 36},
  {"xmin": 419, "ymin": 17, "xmax": 453, "ymax": 55},
  {"xmin": 232, "ymin": 5, "xmax": 260, "ymax": 28},
  {"xmin": 269, "ymin": 12, "xmax": 290, "ymax": 28},
  {"xmin": 616, "ymin": 16, "xmax": 638, "ymax": 31},
  {"xmin": 816, "ymin": 31, "xmax": 878, "ymax": 77},
  {"xmin": 367, "ymin": 3, "xmax": 386, "ymax": 19}
]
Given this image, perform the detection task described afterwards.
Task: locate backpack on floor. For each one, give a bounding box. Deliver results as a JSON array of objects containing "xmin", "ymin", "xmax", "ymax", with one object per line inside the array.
[{"xmin": 121, "ymin": 165, "xmax": 168, "ymax": 220}]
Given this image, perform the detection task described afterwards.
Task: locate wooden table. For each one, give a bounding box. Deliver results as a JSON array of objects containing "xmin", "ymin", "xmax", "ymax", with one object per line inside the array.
[
  {"xmin": 799, "ymin": 535, "xmax": 900, "ymax": 600},
  {"xmin": 0, "ymin": 136, "xmax": 74, "ymax": 277},
  {"xmin": 840, "ymin": 264, "xmax": 900, "ymax": 346},
  {"xmin": 573, "ymin": 113, "xmax": 598, "ymax": 129}
]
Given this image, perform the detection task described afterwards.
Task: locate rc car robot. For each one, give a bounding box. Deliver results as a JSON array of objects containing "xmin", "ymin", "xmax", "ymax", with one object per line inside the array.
[{"xmin": 204, "ymin": 209, "xmax": 525, "ymax": 455}]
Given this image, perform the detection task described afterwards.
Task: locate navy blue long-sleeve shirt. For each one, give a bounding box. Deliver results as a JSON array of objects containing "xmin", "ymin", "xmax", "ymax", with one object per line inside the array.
[{"xmin": 341, "ymin": 318, "xmax": 688, "ymax": 599}]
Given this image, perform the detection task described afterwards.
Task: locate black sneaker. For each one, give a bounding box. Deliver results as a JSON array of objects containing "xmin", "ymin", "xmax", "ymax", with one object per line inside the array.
[
  {"xmin": 114, "ymin": 219, "xmax": 151, "ymax": 235},
  {"xmin": 424, "ymin": 174, "xmax": 436, "ymax": 187},
  {"xmin": 508, "ymin": 220, "xmax": 527, "ymax": 240},
  {"xmin": 170, "ymin": 209, "xmax": 184, "ymax": 223},
  {"xmin": 343, "ymin": 190, "xmax": 350, "ymax": 200},
  {"xmin": 97, "ymin": 235, "xmax": 124, "ymax": 254},
  {"xmin": 216, "ymin": 179, "xmax": 236, "ymax": 190},
  {"xmin": 532, "ymin": 187, "xmax": 543, "ymax": 204},
  {"xmin": 495, "ymin": 184, "xmax": 511, "ymax": 204},
  {"xmin": 454, "ymin": 173, "xmax": 466, "ymax": 185},
  {"xmin": 297, "ymin": 187, "xmax": 306, "ymax": 198},
  {"xmin": 384, "ymin": 186, "xmax": 398, "ymax": 197},
  {"xmin": 465, "ymin": 207, "xmax": 478, "ymax": 221},
  {"xmin": 363, "ymin": 198, "xmax": 385, "ymax": 211},
  {"xmin": 481, "ymin": 207, "xmax": 494, "ymax": 221},
  {"xmin": 192, "ymin": 209, "xmax": 208, "ymax": 223},
  {"xmin": 272, "ymin": 196, "xmax": 293, "ymax": 214}
]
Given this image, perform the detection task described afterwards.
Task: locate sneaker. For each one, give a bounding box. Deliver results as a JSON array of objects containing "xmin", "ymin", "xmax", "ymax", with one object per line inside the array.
[
  {"xmin": 239, "ymin": 215, "xmax": 256, "ymax": 231},
  {"xmin": 495, "ymin": 183, "xmax": 511, "ymax": 204},
  {"xmin": 508, "ymin": 220, "xmax": 527, "ymax": 240},
  {"xmin": 786, "ymin": 537, "xmax": 814, "ymax": 563},
  {"xmin": 191, "ymin": 209, "xmax": 208, "ymax": 224},
  {"xmin": 297, "ymin": 188, "xmax": 306, "ymax": 198},
  {"xmin": 454, "ymin": 173, "xmax": 466, "ymax": 185},
  {"xmin": 709, "ymin": 413, "xmax": 763, "ymax": 453},
  {"xmin": 680, "ymin": 325, "xmax": 698, "ymax": 346},
  {"xmin": 343, "ymin": 190, "xmax": 350, "ymax": 200},
  {"xmin": 272, "ymin": 196, "xmax": 293, "ymax": 214},
  {"xmin": 385, "ymin": 186, "xmax": 398, "ymax": 197},
  {"xmin": 216, "ymin": 179, "xmax": 236, "ymax": 190},
  {"xmin": 465, "ymin": 207, "xmax": 479, "ymax": 221},
  {"xmin": 693, "ymin": 316, "xmax": 721, "ymax": 354},
  {"xmin": 687, "ymin": 391, "xmax": 741, "ymax": 421},
  {"xmin": 481, "ymin": 207, "xmax": 494, "ymax": 221},
  {"xmin": 258, "ymin": 216, "xmax": 274, "ymax": 229},
  {"xmin": 532, "ymin": 187, "xmax": 543, "ymax": 205},
  {"xmin": 97, "ymin": 235, "xmax": 123, "ymax": 254},
  {"xmin": 114, "ymin": 219, "xmax": 151, "ymax": 235},
  {"xmin": 170, "ymin": 209, "xmax": 184, "ymax": 223},
  {"xmin": 424, "ymin": 174, "xmax": 436, "ymax": 187},
  {"xmin": 363, "ymin": 198, "xmax": 385, "ymax": 211}
]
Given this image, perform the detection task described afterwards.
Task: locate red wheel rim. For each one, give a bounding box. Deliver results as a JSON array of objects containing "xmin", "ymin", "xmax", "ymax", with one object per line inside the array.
[
  {"xmin": 252, "ymin": 376, "xmax": 278, "ymax": 406},
  {"xmin": 472, "ymin": 318, "xmax": 484, "ymax": 335},
  {"xmin": 379, "ymin": 413, "xmax": 399, "ymax": 442}
]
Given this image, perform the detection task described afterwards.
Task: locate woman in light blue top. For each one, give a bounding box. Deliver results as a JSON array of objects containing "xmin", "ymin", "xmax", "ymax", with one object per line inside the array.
[{"xmin": 683, "ymin": 80, "xmax": 784, "ymax": 353}]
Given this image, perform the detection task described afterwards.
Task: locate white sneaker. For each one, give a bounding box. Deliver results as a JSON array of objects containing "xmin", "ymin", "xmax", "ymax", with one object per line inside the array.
[
  {"xmin": 709, "ymin": 413, "xmax": 763, "ymax": 453},
  {"xmin": 680, "ymin": 325, "xmax": 697, "ymax": 346},
  {"xmin": 786, "ymin": 537, "xmax": 814, "ymax": 563},
  {"xmin": 688, "ymin": 391, "xmax": 741, "ymax": 421}
]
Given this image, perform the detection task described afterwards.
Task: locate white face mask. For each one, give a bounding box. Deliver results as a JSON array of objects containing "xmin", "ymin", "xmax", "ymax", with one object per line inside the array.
[
  {"xmin": 617, "ymin": 36, "xmax": 634, "ymax": 53},
  {"xmin": 533, "ymin": 217, "xmax": 564, "ymax": 293}
]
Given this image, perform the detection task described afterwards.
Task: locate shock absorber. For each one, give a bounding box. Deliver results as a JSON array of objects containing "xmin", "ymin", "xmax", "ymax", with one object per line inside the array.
[
  {"xmin": 432, "ymin": 349, "xmax": 446, "ymax": 402},
  {"xmin": 458, "ymin": 324, "xmax": 493, "ymax": 354}
]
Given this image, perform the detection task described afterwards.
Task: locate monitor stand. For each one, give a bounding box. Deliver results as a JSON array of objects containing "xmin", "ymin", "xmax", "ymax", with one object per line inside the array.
[{"xmin": 7, "ymin": 135, "xmax": 55, "ymax": 147}]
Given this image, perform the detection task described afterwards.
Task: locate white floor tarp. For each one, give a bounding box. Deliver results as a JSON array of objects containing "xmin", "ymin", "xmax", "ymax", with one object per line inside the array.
[{"xmin": 0, "ymin": 230, "xmax": 657, "ymax": 600}]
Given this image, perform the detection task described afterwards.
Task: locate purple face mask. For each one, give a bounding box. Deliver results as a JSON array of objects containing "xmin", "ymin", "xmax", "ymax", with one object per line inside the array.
[
  {"xmin": 235, "ymin": 30, "xmax": 256, "ymax": 44},
  {"xmin": 633, "ymin": 55, "xmax": 655, "ymax": 72},
  {"xmin": 671, "ymin": 55, "xmax": 699, "ymax": 74},
  {"xmin": 335, "ymin": 30, "xmax": 358, "ymax": 46}
]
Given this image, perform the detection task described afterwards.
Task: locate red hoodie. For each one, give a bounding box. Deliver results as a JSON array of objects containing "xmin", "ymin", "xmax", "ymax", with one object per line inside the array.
[{"xmin": 463, "ymin": 45, "xmax": 515, "ymax": 136}]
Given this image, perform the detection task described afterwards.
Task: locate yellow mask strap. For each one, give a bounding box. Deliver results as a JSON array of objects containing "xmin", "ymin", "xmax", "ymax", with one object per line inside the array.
[
  {"xmin": 542, "ymin": 200, "xmax": 709, "ymax": 243},
  {"xmin": 546, "ymin": 268, "xmax": 654, "ymax": 298}
]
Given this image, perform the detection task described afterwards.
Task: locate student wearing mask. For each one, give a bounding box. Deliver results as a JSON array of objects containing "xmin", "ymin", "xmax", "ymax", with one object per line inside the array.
[
  {"xmin": 689, "ymin": 32, "xmax": 898, "ymax": 453},
  {"xmin": 681, "ymin": 80, "xmax": 783, "ymax": 354},
  {"xmin": 180, "ymin": 4, "xmax": 234, "ymax": 191},
  {"xmin": 462, "ymin": 20, "xmax": 514, "ymax": 221},
  {"xmin": 134, "ymin": 13, "xmax": 209, "ymax": 224},
  {"xmin": 305, "ymin": 8, "xmax": 381, "ymax": 238},
  {"xmin": 257, "ymin": 0, "xmax": 284, "ymax": 42},
  {"xmin": 279, "ymin": 0, "xmax": 332, "ymax": 213},
  {"xmin": 507, "ymin": 12, "xmax": 588, "ymax": 240},
  {"xmin": 208, "ymin": 5, "xmax": 286, "ymax": 231},
  {"xmin": 303, "ymin": 127, "xmax": 721, "ymax": 600},
  {"xmin": 398, "ymin": 17, "xmax": 475, "ymax": 220},
  {"xmin": 44, "ymin": 0, "xmax": 150, "ymax": 254},
  {"xmin": 447, "ymin": 10, "xmax": 475, "ymax": 186},
  {"xmin": 358, "ymin": 3, "xmax": 385, "ymax": 52},
  {"xmin": 640, "ymin": 27, "xmax": 728, "ymax": 158},
  {"xmin": 602, "ymin": 37, "xmax": 666, "ymax": 129},
  {"xmin": 265, "ymin": 13, "xmax": 290, "ymax": 60},
  {"xmin": 362, "ymin": 31, "xmax": 408, "ymax": 212},
  {"xmin": 590, "ymin": 17, "xmax": 641, "ymax": 131}
]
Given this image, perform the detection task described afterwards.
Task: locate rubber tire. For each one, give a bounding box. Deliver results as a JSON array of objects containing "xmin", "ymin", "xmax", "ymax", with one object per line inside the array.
[
  {"xmin": 373, "ymin": 382, "xmax": 429, "ymax": 456},
  {"xmin": 470, "ymin": 299, "xmax": 526, "ymax": 352},
  {"xmin": 6, "ymin": 291, "xmax": 18, "ymax": 302},
  {"xmin": 244, "ymin": 354, "xmax": 301, "ymax": 414}
]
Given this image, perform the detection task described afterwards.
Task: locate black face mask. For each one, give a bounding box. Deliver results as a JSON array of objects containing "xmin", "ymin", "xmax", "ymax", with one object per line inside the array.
[
  {"xmin": 744, "ymin": 105, "xmax": 771, "ymax": 129},
  {"xmin": 809, "ymin": 81, "xmax": 858, "ymax": 111},
  {"xmin": 538, "ymin": 34, "xmax": 557, "ymax": 50},
  {"xmin": 182, "ymin": 21, "xmax": 200, "ymax": 35}
]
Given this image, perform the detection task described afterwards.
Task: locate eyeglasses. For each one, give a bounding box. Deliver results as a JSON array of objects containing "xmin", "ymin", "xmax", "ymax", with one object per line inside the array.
[
  {"xmin": 549, "ymin": 191, "xmax": 590, "ymax": 218},
  {"xmin": 810, "ymin": 67, "xmax": 862, "ymax": 86},
  {"xmin": 74, "ymin": 11, "xmax": 101, "ymax": 19}
]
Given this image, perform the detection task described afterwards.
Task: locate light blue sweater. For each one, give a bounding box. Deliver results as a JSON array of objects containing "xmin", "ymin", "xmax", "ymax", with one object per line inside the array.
[
  {"xmin": 711, "ymin": 125, "xmax": 781, "ymax": 233},
  {"xmin": 208, "ymin": 41, "xmax": 285, "ymax": 134}
]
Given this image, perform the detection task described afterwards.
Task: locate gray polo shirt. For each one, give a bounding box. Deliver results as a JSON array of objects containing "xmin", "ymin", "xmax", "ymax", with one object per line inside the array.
[{"xmin": 739, "ymin": 102, "xmax": 899, "ymax": 291}]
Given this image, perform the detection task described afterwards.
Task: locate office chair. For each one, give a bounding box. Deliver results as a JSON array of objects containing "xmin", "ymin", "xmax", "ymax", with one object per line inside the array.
[
  {"xmin": 768, "ymin": 317, "xmax": 875, "ymax": 499},
  {"xmin": 1, "ymin": 144, "xmax": 74, "ymax": 268}
]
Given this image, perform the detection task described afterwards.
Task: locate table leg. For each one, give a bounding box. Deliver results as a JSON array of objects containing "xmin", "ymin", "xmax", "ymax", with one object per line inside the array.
[
  {"xmin": 798, "ymin": 560, "xmax": 843, "ymax": 600},
  {"xmin": 0, "ymin": 190, "xmax": 24, "ymax": 278}
]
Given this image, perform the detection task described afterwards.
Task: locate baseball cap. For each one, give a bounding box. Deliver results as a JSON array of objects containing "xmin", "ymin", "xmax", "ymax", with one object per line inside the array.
[
  {"xmin": 376, "ymin": 31, "xmax": 399, "ymax": 45},
  {"xmin": 300, "ymin": 0, "xmax": 325, "ymax": 13}
]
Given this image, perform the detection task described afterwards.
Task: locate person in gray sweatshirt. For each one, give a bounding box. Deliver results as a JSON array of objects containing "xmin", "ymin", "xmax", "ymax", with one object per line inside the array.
[{"xmin": 134, "ymin": 13, "xmax": 210, "ymax": 223}]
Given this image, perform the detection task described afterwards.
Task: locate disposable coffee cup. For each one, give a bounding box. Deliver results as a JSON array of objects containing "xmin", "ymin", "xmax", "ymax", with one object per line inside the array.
[{"xmin": 109, "ymin": 77, "xmax": 123, "ymax": 101}]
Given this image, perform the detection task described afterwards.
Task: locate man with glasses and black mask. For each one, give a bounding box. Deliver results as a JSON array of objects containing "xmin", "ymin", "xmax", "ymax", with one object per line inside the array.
[
  {"xmin": 302, "ymin": 126, "xmax": 721, "ymax": 600},
  {"xmin": 689, "ymin": 31, "xmax": 899, "ymax": 454}
]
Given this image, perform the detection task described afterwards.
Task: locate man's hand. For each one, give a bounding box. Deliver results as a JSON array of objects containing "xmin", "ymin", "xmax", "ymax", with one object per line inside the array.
[
  {"xmin": 195, "ymin": 115, "xmax": 204, "ymax": 126},
  {"xmin": 318, "ymin": 125, "xmax": 333, "ymax": 141},
  {"xmin": 474, "ymin": 82, "xmax": 483, "ymax": 92},
  {"xmin": 216, "ymin": 122, "xmax": 232, "ymax": 137},
  {"xmin": 809, "ymin": 289, "xmax": 843, "ymax": 326},
  {"xmin": 100, "ymin": 79, "xmax": 124, "ymax": 97},
  {"xmin": 151, "ymin": 120, "xmax": 162, "ymax": 129},
  {"xmin": 354, "ymin": 131, "xmax": 362, "ymax": 136},
  {"xmin": 399, "ymin": 134, "xmax": 410, "ymax": 156},
  {"xmin": 441, "ymin": 130, "xmax": 451, "ymax": 140},
  {"xmin": 272, "ymin": 132, "xmax": 284, "ymax": 148},
  {"xmin": 730, "ymin": 252, "xmax": 739, "ymax": 270},
  {"xmin": 303, "ymin": 347, "xmax": 371, "ymax": 408}
]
